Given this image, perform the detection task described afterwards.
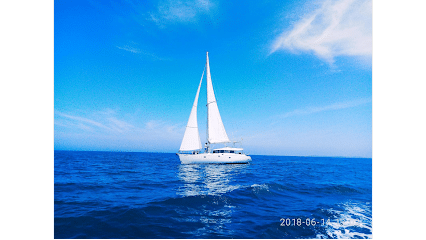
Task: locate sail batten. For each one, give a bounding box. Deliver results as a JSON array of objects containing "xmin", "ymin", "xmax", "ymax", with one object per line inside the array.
[
  {"xmin": 206, "ymin": 52, "xmax": 230, "ymax": 144},
  {"xmin": 179, "ymin": 69, "xmax": 204, "ymax": 151}
]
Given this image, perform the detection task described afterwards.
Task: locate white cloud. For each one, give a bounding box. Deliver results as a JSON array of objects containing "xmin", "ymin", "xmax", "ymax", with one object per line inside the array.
[
  {"xmin": 116, "ymin": 45, "xmax": 141, "ymax": 54},
  {"xmin": 95, "ymin": 108, "xmax": 117, "ymax": 116},
  {"xmin": 55, "ymin": 112, "xmax": 112, "ymax": 131},
  {"xmin": 145, "ymin": 120, "xmax": 161, "ymax": 130},
  {"xmin": 55, "ymin": 110, "xmax": 183, "ymax": 139},
  {"xmin": 149, "ymin": 0, "xmax": 213, "ymax": 25},
  {"xmin": 107, "ymin": 117, "xmax": 135, "ymax": 133},
  {"xmin": 145, "ymin": 120, "xmax": 181, "ymax": 134},
  {"xmin": 55, "ymin": 110, "xmax": 137, "ymax": 134},
  {"xmin": 277, "ymin": 98, "xmax": 371, "ymax": 119},
  {"xmin": 271, "ymin": 0, "xmax": 372, "ymax": 65},
  {"xmin": 116, "ymin": 44, "xmax": 171, "ymax": 60}
]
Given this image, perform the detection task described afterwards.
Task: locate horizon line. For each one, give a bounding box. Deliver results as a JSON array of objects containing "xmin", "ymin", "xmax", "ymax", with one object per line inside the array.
[{"xmin": 54, "ymin": 149, "xmax": 371, "ymax": 159}]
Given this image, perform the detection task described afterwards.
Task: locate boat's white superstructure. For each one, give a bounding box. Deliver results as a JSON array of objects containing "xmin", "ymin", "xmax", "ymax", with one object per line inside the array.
[{"xmin": 177, "ymin": 52, "xmax": 251, "ymax": 164}]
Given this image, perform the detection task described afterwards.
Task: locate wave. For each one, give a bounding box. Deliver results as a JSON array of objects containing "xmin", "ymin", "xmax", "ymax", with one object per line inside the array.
[
  {"xmin": 55, "ymin": 189, "xmax": 372, "ymax": 238},
  {"xmin": 55, "ymin": 152, "xmax": 372, "ymax": 238},
  {"xmin": 316, "ymin": 201, "xmax": 372, "ymax": 238}
]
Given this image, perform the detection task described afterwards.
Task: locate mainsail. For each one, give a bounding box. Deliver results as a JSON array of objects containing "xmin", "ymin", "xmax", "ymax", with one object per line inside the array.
[
  {"xmin": 206, "ymin": 52, "xmax": 230, "ymax": 144},
  {"xmin": 179, "ymin": 69, "xmax": 204, "ymax": 151}
]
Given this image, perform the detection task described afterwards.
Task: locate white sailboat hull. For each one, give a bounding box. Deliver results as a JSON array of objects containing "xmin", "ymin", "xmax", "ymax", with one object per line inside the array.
[{"xmin": 178, "ymin": 153, "xmax": 252, "ymax": 164}]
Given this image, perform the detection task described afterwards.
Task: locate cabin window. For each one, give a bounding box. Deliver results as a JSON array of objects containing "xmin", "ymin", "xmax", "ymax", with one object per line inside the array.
[{"xmin": 230, "ymin": 151, "xmax": 234, "ymax": 153}]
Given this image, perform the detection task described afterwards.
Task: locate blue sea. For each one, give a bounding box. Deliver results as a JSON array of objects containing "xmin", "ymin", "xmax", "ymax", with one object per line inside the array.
[{"xmin": 54, "ymin": 151, "xmax": 372, "ymax": 239}]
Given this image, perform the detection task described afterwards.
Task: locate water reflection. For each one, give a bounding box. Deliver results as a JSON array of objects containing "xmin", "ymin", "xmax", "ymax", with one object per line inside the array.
[
  {"xmin": 177, "ymin": 164, "xmax": 248, "ymax": 197},
  {"xmin": 177, "ymin": 165, "xmax": 203, "ymax": 196},
  {"xmin": 177, "ymin": 164, "xmax": 249, "ymax": 237}
]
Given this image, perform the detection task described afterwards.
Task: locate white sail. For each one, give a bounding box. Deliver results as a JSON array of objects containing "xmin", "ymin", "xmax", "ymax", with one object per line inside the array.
[
  {"xmin": 179, "ymin": 70, "xmax": 204, "ymax": 151},
  {"xmin": 206, "ymin": 52, "xmax": 230, "ymax": 144}
]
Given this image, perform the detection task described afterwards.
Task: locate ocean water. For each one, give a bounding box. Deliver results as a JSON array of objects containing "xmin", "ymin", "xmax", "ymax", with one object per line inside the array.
[{"xmin": 54, "ymin": 151, "xmax": 372, "ymax": 239}]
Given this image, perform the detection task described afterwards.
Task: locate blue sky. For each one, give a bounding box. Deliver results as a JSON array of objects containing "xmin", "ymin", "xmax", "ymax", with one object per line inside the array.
[{"xmin": 54, "ymin": 0, "xmax": 372, "ymax": 157}]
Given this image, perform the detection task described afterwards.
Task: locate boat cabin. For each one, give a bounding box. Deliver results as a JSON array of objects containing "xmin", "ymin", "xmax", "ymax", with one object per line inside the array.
[{"xmin": 212, "ymin": 147, "xmax": 244, "ymax": 154}]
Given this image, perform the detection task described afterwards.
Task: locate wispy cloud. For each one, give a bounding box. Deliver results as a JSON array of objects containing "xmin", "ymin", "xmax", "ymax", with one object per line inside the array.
[
  {"xmin": 55, "ymin": 110, "xmax": 137, "ymax": 134},
  {"xmin": 146, "ymin": 120, "xmax": 161, "ymax": 130},
  {"xmin": 55, "ymin": 109, "xmax": 186, "ymax": 151},
  {"xmin": 277, "ymin": 98, "xmax": 371, "ymax": 119},
  {"xmin": 116, "ymin": 43, "xmax": 171, "ymax": 60},
  {"xmin": 95, "ymin": 108, "xmax": 117, "ymax": 116},
  {"xmin": 148, "ymin": 0, "xmax": 213, "ymax": 26},
  {"xmin": 106, "ymin": 117, "xmax": 134, "ymax": 133},
  {"xmin": 55, "ymin": 109, "xmax": 183, "ymax": 138},
  {"xmin": 116, "ymin": 45, "xmax": 141, "ymax": 54},
  {"xmin": 145, "ymin": 120, "xmax": 181, "ymax": 134},
  {"xmin": 271, "ymin": 0, "xmax": 372, "ymax": 65},
  {"xmin": 56, "ymin": 112, "xmax": 112, "ymax": 131}
]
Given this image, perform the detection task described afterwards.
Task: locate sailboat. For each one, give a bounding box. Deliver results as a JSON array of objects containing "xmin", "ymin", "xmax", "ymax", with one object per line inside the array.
[{"xmin": 177, "ymin": 52, "xmax": 252, "ymax": 164}]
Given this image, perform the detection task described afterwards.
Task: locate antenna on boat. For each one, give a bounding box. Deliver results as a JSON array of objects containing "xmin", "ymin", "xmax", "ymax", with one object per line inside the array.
[{"xmin": 231, "ymin": 131, "xmax": 238, "ymax": 147}]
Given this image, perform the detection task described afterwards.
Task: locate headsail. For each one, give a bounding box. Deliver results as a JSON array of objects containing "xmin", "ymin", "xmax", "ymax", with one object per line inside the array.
[
  {"xmin": 179, "ymin": 69, "xmax": 204, "ymax": 151},
  {"xmin": 206, "ymin": 52, "xmax": 230, "ymax": 144}
]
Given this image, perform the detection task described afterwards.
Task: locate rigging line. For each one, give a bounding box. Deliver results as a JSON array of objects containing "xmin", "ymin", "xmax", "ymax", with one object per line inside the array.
[{"xmin": 200, "ymin": 64, "xmax": 206, "ymax": 83}]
